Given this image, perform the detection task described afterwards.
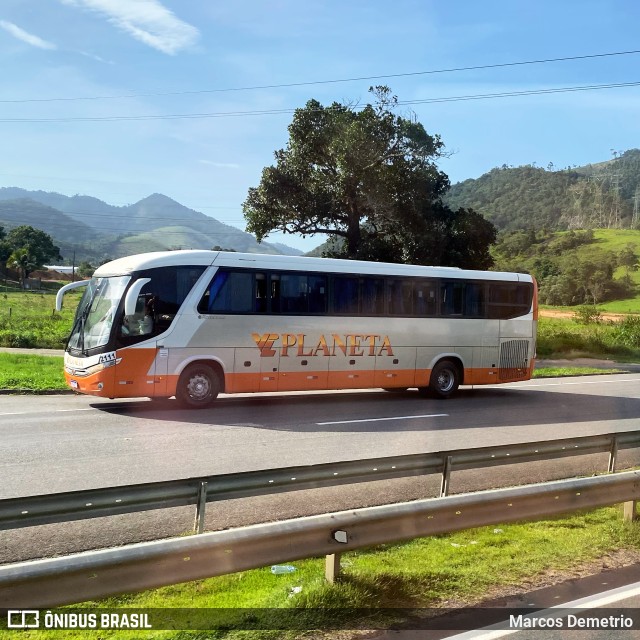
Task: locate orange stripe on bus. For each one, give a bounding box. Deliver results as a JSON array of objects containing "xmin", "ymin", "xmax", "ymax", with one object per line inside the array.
[{"xmin": 69, "ymin": 362, "xmax": 535, "ymax": 398}]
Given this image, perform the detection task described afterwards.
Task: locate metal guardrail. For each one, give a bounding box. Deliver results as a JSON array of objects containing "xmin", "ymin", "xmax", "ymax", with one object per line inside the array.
[
  {"xmin": 1, "ymin": 430, "xmax": 638, "ymax": 533},
  {"xmin": 1, "ymin": 471, "xmax": 639, "ymax": 608}
]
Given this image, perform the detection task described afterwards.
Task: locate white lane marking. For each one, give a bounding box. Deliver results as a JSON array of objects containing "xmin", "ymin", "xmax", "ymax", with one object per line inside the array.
[
  {"xmin": 0, "ymin": 408, "xmax": 96, "ymax": 417},
  {"xmin": 317, "ymin": 413, "xmax": 449, "ymax": 425},
  {"xmin": 449, "ymin": 579, "xmax": 640, "ymax": 639}
]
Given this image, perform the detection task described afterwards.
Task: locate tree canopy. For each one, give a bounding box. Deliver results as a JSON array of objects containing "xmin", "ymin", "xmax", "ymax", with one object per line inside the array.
[
  {"xmin": 1, "ymin": 225, "xmax": 61, "ymax": 287},
  {"xmin": 243, "ymin": 87, "xmax": 495, "ymax": 267}
]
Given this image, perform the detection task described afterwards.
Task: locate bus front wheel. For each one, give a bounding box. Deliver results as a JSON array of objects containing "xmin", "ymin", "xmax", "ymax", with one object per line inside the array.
[
  {"xmin": 428, "ymin": 361, "xmax": 460, "ymax": 399},
  {"xmin": 176, "ymin": 364, "xmax": 220, "ymax": 408}
]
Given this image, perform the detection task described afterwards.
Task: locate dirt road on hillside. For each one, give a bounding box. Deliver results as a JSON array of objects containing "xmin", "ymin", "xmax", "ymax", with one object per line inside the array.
[{"xmin": 539, "ymin": 309, "xmax": 631, "ymax": 322}]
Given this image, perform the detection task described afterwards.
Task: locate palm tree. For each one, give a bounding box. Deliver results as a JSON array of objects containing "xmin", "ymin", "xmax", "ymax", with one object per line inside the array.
[{"xmin": 7, "ymin": 248, "xmax": 37, "ymax": 289}]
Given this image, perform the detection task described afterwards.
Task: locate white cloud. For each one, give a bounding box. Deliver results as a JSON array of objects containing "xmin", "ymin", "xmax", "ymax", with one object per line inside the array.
[
  {"xmin": 199, "ymin": 160, "xmax": 241, "ymax": 169},
  {"xmin": 59, "ymin": 0, "xmax": 199, "ymax": 54},
  {"xmin": 0, "ymin": 20, "xmax": 57, "ymax": 50},
  {"xmin": 77, "ymin": 50, "xmax": 113, "ymax": 64}
]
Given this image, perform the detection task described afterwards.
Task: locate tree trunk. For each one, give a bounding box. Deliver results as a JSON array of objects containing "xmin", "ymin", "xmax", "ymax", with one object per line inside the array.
[{"xmin": 345, "ymin": 207, "xmax": 361, "ymax": 259}]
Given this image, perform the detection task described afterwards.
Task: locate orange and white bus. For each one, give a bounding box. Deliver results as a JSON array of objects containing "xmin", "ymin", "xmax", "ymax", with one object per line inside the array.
[{"xmin": 56, "ymin": 250, "xmax": 538, "ymax": 407}]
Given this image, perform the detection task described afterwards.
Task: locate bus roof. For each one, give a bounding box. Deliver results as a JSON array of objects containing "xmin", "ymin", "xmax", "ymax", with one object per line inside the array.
[{"xmin": 93, "ymin": 250, "xmax": 532, "ymax": 282}]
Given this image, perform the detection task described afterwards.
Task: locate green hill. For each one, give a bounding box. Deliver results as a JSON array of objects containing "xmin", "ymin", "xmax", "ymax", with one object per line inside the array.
[
  {"xmin": 445, "ymin": 149, "xmax": 640, "ymax": 232},
  {"xmin": 492, "ymin": 228, "xmax": 640, "ymax": 312}
]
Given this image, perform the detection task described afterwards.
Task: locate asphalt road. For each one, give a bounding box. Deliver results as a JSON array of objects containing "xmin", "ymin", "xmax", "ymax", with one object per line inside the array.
[{"xmin": 1, "ymin": 373, "xmax": 640, "ymax": 563}]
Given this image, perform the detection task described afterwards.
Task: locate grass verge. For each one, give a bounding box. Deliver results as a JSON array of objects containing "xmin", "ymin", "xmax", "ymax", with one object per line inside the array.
[
  {"xmin": 0, "ymin": 353, "xmax": 65, "ymax": 390},
  {"xmin": 532, "ymin": 366, "xmax": 623, "ymax": 377},
  {"xmin": 5, "ymin": 506, "xmax": 640, "ymax": 639},
  {"xmin": 0, "ymin": 290, "xmax": 79, "ymax": 348}
]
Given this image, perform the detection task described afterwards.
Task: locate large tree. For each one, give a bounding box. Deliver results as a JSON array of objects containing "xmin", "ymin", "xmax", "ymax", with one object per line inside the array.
[
  {"xmin": 243, "ymin": 86, "xmax": 495, "ymax": 267},
  {"xmin": 3, "ymin": 225, "xmax": 61, "ymax": 286}
]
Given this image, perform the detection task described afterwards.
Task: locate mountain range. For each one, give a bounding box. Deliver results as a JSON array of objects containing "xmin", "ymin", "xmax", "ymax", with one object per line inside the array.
[{"xmin": 0, "ymin": 189, "xmax": 303, "ymax": 263}]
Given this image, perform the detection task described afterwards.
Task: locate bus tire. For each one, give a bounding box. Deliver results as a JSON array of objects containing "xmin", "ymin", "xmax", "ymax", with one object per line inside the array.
[
  {"xmin": 176, "ymin": 364, "xmax": 220, "ymax": 408},
  {"xmin": 428, "ymin": 361, "xmax": 460, "ymax": 399}
]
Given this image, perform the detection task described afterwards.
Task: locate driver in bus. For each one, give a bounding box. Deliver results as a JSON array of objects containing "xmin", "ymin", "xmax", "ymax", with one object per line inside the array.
[{"xmin": 121, "ymin": 297, "xmax": 154, "ymax": 336}]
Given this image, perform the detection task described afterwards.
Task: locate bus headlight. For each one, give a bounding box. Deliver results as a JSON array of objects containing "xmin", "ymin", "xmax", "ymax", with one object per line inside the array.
[{"xmin": 64, "ymin": 358, "xmax": 121, "ymax": 377}]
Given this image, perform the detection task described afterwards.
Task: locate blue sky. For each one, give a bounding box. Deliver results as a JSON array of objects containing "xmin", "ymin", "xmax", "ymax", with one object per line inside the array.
[{"xmin": 1, "ymin": 0, "xmax": 639, "ymax": 252}]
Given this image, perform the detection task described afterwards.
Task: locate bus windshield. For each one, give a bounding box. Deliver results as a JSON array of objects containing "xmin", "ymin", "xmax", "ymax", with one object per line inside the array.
[{"xmin": 68, "ymin": 276, "xmax": 130, "ymax": 353}]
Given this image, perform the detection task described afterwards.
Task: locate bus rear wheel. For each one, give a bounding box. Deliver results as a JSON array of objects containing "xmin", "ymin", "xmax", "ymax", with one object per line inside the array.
[
  {"xmin": 176, "ymin": 364, "xmax": 220, "ymax": 408},
  {"xmin": 428, "ymin": 361, "xmax": 460, "ymax": 399}
]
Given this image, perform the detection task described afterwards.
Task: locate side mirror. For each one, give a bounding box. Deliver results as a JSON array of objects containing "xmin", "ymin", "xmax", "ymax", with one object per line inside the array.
[
  {"xmin": 55, "ymin": 280, "xmax": 89, "ymax": 311},
  {"xmin": 124, "ymin": 278, "xmax": 151, "ymax": 317}
]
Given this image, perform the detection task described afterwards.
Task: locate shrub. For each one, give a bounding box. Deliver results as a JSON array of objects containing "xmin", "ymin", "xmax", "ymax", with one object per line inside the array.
[
  {"xmin": 573, "ymin": 306, "xmax": 602, "ymax": 325},
  {"xmin": 612, "ymin": 316, "xmax": 640, "ymax": 348}
]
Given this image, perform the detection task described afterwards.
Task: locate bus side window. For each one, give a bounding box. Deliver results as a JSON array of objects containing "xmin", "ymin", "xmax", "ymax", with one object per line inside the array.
[
  {"xmin": 280, "ymin": 273, "xmax": 308, "ymax": 313},
  {"xmin": 255, "ymin": 273, "xmax": 267, "ymax": 313},
  {"xmin": 361, "ymin": 278, "xmax": 384, "ymax": 315},
  {"xmin": 308, "ymin": 275, "xmax": 327, "ymax": 313},
  {"xmin": 441, "ymin": 282, "xmax": 464, "ymax": 316},
  {"xmin": 488, "ymin": 283, "xmax": 532, "ymax": 319},
  {"xmin": 465, "ymin": 283, "xmax": 486, "ymax": 317},
  {"xmin": 388, "ymin": 279, "xmax": 413, "ymax": 315},
  {"xmin": 414, "ymin": 281, "xmax": 437, "ymax": 316},
  {"xmin": 332, "ymin": 277, "xmax": 359, "ymax": 314},
  {"xmin": 198, "ymin": 270, "xmax": 252, "ymax": 313}
]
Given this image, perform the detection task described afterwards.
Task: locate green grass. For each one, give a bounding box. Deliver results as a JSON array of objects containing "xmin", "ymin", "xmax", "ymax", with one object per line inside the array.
[
  {"xmin": 537, "ymin": 316, "xmax": 640, "ymax": 361},
  {"xmin": 0, "ymin": 353, "xmax": 65, "ymax": 390},
  {"xmin": 0, "ymin": 290, "xmax": 79, "ymax": 348},
  {"xmin": 5, "ymin": 507, "xmax": 639, "ymax": 638},
  {"xmin": 533, "ymin": 366, "xmax": 622, "ymax": 377}
]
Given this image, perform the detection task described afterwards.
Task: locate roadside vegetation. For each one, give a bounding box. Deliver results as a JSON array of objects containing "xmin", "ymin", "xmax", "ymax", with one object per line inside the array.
[
  {"xmin": 492, "ymin": 229, "xmax": 640, "ymax": 312},
  {"xmin": 0, "ymin": 353, "xmax": 64, "ymax": 390},
  {"xmin": 0, "ymin": 289, "xmax": 80, "ymax": 348},
  {"xmin": 7, "ymin": 506, "xmax": 640, "ymax": 639},
  {"xmin": 537, "ymin": 315, "xmax": 640, "ymax": 361}
]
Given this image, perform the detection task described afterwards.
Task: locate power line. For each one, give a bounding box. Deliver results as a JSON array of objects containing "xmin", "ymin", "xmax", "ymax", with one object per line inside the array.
[
  {"xmin": 1, "ymin": 49, "xmax": 639, "ymax": 104},
  {"xmin": 0, "ymin": 209, "xmax": 245, "ymax": 225},
  {"xmin": 1, "ymin": 80, "xmax": 638, "ymax": 123}
]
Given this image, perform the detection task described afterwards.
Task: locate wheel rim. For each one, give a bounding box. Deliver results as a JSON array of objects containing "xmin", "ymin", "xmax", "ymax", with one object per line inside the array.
[
  {"xmin": 436, "ymin": 369, "xmax": 455, "ymax": 393},
  {"xmin": 186, "ymin": 373, "xmax": 211, "ymax": 401}
]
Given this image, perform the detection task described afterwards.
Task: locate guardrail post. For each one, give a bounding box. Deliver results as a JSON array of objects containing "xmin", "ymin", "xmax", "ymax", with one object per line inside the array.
[
  {"xmin": 440, "ymin": 455, "xmax": 453, "ymax": 497},
  {"xmin": 194, "ymin": 481, "xmax": 208, "ymax": 534},
  {"xmin": 325, "ymin": 553, "xmax": 341, "ymax": 583},
  {"xmin": 608, "ymin": 437, "xmax": 618, "ymax": 473},
  {"xmin": 623, "ymin": 501, "xmax": 637, "ymax": 523}
]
